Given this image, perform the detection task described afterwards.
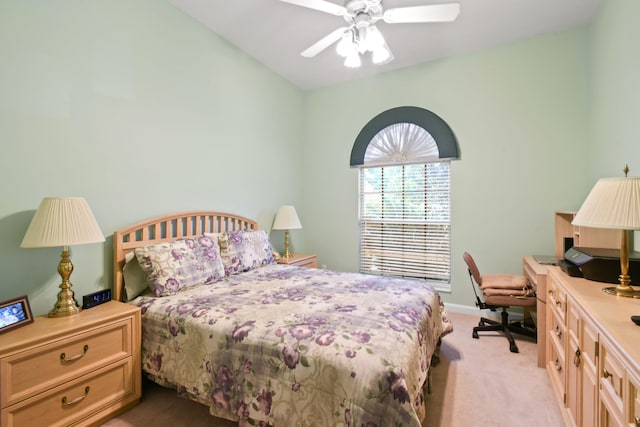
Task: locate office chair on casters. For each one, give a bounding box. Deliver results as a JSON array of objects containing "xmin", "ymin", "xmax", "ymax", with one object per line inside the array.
[{"xmin": 463, "ymin": 252, "xmax": 537, "ymax": 353}]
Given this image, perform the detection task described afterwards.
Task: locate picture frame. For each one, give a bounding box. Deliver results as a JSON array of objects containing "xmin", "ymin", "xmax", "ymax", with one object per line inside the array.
[{"xmin": 0, "ymin": 295, "xmax": 34, "ymax": 334}]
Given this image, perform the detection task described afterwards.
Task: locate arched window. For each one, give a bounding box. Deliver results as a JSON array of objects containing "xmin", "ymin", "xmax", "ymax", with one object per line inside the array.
[{"xmin": 351, "ymin": 106, "xmax": 459, "ymax": 288}]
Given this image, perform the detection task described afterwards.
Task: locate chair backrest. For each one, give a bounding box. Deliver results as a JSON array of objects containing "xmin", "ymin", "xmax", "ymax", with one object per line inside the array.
[
  {"xmin": 463, "ymin": 251, "xmax": 486, "ymax": 308},
  {"xmin": 463, "ymin": 251, "xmax": 482, "ymax": 286}
]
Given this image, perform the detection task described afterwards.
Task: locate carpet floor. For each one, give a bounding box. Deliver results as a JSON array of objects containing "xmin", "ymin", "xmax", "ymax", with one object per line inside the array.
[{"xmin": 102, "ymin": 310, "xmax": 564, "ymax": 426}]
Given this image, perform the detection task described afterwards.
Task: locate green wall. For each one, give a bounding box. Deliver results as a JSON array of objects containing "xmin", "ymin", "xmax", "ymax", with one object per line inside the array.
[
  {"xmin": 302, "ymin": 29, "xmax": 591, "ymax": 307},
  {"xmin": 589, "ymin": 0, "xmax": 640, "ymax": 181},
  {"xmin": 2, "ymin": 0, "xmax": 636, "ymax": 316},
  {"xmin": 0, "ymin": 0, "xmax": 304, "ymax": 315}
]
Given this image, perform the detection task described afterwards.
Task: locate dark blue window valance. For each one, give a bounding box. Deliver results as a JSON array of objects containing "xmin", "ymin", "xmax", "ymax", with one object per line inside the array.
[{"xmin": 350, "ymin": 106, "xmax": 459, "ymax": 167}]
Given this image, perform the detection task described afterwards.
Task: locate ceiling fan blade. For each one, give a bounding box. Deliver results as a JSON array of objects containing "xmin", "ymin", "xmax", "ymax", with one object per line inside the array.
[
  {"xmin": 301, "ymin": 27, "xmax": 348, "ymax": 57},
  {"xmin": 279, "ymin": 0, "xmax": 346, "ymax": 16},
  {"xmin": 383, "ymin": 3, "xmax": 460, "ymax": 24}
]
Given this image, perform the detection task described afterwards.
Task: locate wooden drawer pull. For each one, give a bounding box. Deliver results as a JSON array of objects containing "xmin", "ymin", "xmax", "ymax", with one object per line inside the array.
[
  {"xmin": 61, "ymin": 386, "xmax": 90, "ymax": 406},
  {"xmin": 60, "ymin": 344, "xmax": 89, "ymax": 363}
]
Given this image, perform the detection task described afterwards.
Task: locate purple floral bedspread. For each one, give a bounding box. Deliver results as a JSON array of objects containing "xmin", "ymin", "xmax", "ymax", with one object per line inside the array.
[{"xmin": 131, "ymin": 264, "xmax": 453, "ymax": 426}]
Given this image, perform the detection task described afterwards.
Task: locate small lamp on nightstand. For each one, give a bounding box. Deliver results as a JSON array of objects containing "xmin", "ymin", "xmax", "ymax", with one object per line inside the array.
[
  {"xmin": 572, "ymin": 165, "xmax": 640, "ymax": 298},
  {"xmin": 272, "ymin": 205, "xmax": 302, "ymax": 260},
  {"xmin": 21, "ymin": 197, "xmax": 105, "ymax": 317}
]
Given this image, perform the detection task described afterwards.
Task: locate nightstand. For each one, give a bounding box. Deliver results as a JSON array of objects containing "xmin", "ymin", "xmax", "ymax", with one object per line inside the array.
[
  {"xmin": 277, "ymin": 253, "xmax": 318, "ymax": 268},
  {"xmin": 0, "ymin": 300, "xmax": 141, "ymax": 427}
]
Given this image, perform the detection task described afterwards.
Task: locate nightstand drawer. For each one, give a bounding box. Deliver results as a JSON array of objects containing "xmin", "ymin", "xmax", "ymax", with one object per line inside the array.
[
  {"xmin": 277, "ymin": 253, "xmax": 318, "ymax": 268},
  {"xmin": 293, "ymin": 258, "xmax": 317, "ymax": 268},
  {"xmin": 1, "ymin": 317, "xmax": 133, "ymax": 407},
  {"xmin": 2, "ymin": 358, "xmax": 134, "ymax": 427}
]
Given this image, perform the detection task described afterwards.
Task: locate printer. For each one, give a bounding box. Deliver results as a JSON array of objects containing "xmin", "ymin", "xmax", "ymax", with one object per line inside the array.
[{"xmin": 560, "ymin": 247, "xmax": 640, "ymax": 285}]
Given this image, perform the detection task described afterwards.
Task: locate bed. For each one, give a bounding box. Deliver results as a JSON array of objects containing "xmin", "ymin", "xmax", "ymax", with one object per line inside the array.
[{"xmin": 114, "ymin": 211, "xmax": 453, "ymax": 426}]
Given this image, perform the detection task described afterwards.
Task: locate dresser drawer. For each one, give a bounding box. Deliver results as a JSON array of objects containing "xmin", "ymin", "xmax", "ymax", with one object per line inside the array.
[
  {"xmin": 1, "ymin": 318, "xmax": 133, "ymax": 407},
  {"xmin": 549, "ymin": 310, "xmax": 566, "ymax": 351},
  {"xmin": 2, "ymin": 358, "xmax": 134, "ymax": 427},
  {"xmin": 548, "ymin": 280, "xmax": 566, "ymax": 324},
  {"xmin": 548, "ymin": 328, "xmax": 566, "ymax": 401}
]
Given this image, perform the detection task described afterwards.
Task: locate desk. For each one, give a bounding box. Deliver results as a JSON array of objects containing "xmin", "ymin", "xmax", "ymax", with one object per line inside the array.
[{"xmin": 523, "ymin": 256, "xmax": 548, "ymax": 368}]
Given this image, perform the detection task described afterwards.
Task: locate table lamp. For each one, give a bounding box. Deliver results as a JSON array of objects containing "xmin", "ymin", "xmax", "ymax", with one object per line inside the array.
[
  {"xmin": 21, "ymin": 197, "xmax": 105, "ymax": 317},
  {"xmin": 272, "ymin": 205, "xmax": 302, "ymax": 259},
  {"xmin": 572, "ymin": 165, "xmax": 640, "ymax": 298}
]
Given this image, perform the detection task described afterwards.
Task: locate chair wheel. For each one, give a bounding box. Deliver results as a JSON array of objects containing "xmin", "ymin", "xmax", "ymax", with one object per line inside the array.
[
  {"xmin": 472, "ymin": 330, "xmax": 479, "ymax": 339},
  {"xmin": 509, "ymin": 343, "xmax": 519, "ymax": 353}
]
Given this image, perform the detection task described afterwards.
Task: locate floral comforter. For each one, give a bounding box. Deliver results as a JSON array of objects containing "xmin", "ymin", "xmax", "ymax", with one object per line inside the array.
[{"xmin": 131, "ymin": 264, "xmax": 453, "ymax": 426}]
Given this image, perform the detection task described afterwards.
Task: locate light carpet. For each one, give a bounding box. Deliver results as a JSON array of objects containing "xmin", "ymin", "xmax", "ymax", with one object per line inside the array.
[{"xmin": 102, "ymin": 310, "xmax": 564, "ymax": 426}]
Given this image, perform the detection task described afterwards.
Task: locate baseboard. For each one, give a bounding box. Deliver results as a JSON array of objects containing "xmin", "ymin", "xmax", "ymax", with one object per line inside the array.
[{"xmin": 442, "ymin": 302, "xmax": 477, "ymax": 316}]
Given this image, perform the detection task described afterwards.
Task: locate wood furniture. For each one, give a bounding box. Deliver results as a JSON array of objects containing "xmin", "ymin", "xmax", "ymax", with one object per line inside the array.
[
  {"xmin": 554, "ymin": 211, "xmax": 620, "ymax": 257},
  {"xmin": 277, "ymin": 253, "xmax": 318, "ymax": 268},
  {"xmin": 545, "ymin": 267, "xmax": 640, "ymax": 427},
  {"xmin": 523, "ymin": 256, "xmax": 548, "ymax": 368},
  {"xmin": 0, "ymin": 301, "xmax": 141, "ymax": 427},
  {"xmin": 112, "ymin": 211, "xmax": 451, "ymax": 425},
  {"xmin": 113, "ymin": 211, "xmax": 257, "ymax": 302}
]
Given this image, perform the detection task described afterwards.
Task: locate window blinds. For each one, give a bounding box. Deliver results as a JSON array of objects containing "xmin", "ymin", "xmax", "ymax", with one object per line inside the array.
[{"xmin": 359, "ymin": 162, "xmax": 451, "ymax": 283}]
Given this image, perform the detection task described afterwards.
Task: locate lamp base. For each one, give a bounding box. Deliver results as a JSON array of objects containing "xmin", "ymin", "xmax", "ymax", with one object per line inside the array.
[
  {"xmin": 48, "ymin": 248, "xmax": 82, "ymax": 317},
  {"xmin": 49, "ymin": 297, "xmax": 81, "ymax": 317},
  {"xmin": 602, "ymin": 286, "xmax": 640, "ymax": 299},
  {"xmin": 282, "ymin": 230, "xmax": 294, "ymax": 260}
]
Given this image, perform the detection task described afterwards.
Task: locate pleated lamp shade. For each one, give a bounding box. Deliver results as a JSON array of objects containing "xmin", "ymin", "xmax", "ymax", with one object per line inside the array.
[
  {"xmin": 21, "ymin": 197, "xmax": 105, "ymax": 248},
  {"xmin": 272, "ymin": 205, "xmax": 302, "ymax": 230},
  {"xmin": 572, "ymin": 177, "xmax": 640, "ymax": 230}
]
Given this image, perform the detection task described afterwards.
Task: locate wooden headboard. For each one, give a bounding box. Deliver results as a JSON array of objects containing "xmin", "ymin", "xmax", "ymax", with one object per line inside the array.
[{"xmin": 113, "ymin": 211, "xmax": 257, "ymax": 301}]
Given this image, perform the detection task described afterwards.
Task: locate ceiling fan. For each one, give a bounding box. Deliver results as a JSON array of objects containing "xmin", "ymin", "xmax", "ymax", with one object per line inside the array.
[{"xmin": 278, "ymin": 0, "xmax": 461, "ymax": 68}]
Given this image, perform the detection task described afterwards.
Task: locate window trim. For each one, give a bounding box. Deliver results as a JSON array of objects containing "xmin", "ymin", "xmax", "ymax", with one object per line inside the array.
[{"xmin": 353, "ymin": 106, "xmax": 457, "ymax": 291}]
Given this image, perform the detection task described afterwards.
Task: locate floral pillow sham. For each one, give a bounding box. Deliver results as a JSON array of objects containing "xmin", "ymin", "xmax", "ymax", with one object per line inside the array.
[
  {"xmin": 135, "ymin": 235, "xmax": 225, "ymax": 297},
  {"xmin": 215, "ymin": 230, "xmax": 275, "ymax": 276}
]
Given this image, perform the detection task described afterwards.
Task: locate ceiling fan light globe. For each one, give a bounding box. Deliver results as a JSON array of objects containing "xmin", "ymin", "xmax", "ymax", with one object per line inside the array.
[
  {"xmin": 336, "ymin": 31, "xmax": 355, "ymax": 57},
  {"xmin": 372, "ymin": 46, "xmax": 390, "ymax": 64},
  {"xmin": 364, "ymin": 25, "xmax": 385, "ymax": 51},
  {"xmin": 344, "ymin": 53, "xmax": 361, "ymax": 68}
]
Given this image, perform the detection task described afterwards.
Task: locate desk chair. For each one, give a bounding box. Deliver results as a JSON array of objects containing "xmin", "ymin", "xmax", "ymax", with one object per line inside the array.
[{"xmin": 463, "ymin": 252, "xmax": 536, "ymax": 353}]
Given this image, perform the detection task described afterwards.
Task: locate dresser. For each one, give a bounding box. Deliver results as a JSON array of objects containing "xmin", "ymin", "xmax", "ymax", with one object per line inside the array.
[
  {"xmin": 0, "ymin": 301, "xmax": 141, "ymax": 427},
  {"xmin": 277, "ymin": 253, "xmax": 318, "ymax": 268},
  {"xmin": 546, "ymin": 267, "xmax": 640, "ymax": 427}
]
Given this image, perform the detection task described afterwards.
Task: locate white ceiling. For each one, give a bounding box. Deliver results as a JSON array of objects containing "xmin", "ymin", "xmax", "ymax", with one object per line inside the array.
[{"xmin": 168, "ymin": 0, "xmax": 602, "ymax": 90}]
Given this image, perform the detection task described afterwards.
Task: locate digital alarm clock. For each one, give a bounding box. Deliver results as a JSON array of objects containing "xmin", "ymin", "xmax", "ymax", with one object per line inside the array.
[{"xmin": 82, "ymin": 289, "xmax": 112, "ymax": 309}]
